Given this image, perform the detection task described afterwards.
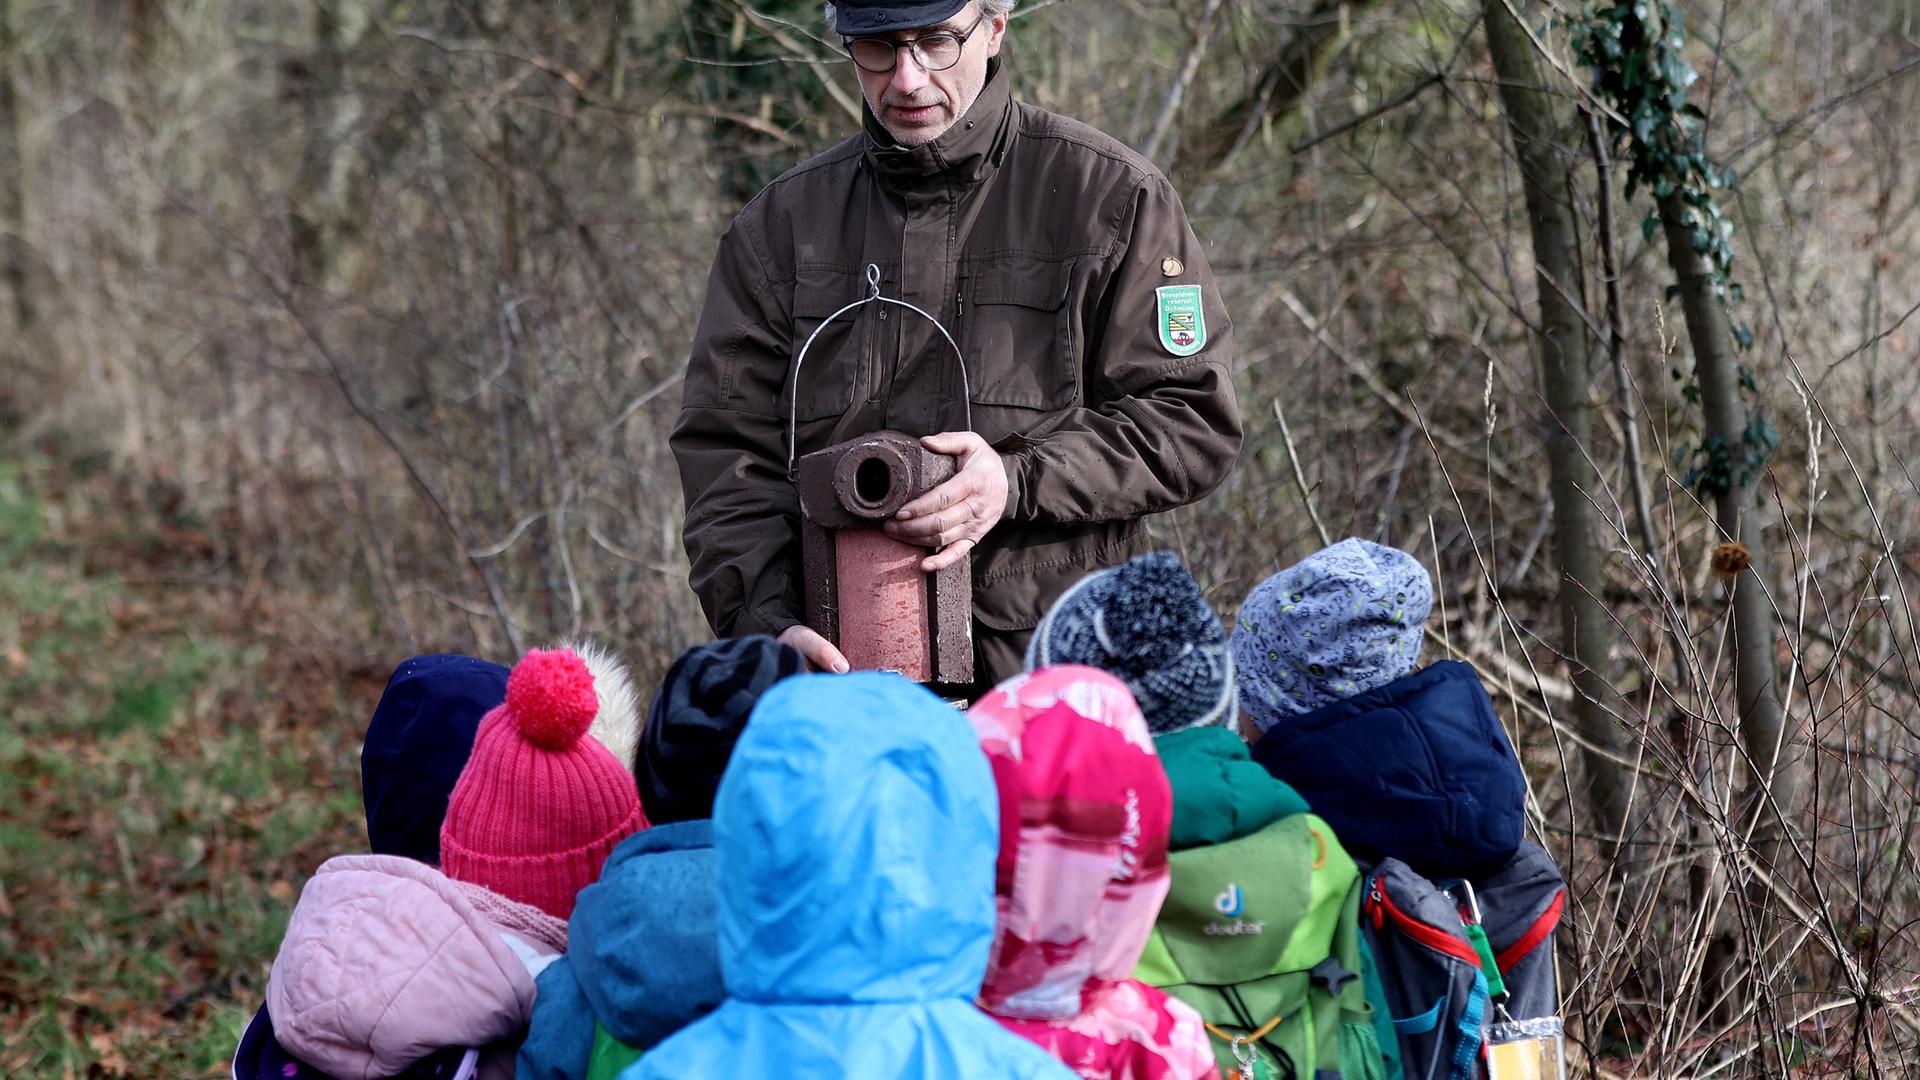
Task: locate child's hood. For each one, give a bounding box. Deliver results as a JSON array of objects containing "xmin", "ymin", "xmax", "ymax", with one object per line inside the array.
[
  {"xmin": 1247, "ymin": 659, "xmax": 1524, "ymax": 875},
  {"xmin": 969, "ymin": 667, "xmax": 1175, "ymax": 1022},
  {"xmin": 267, "ymin": 854, "xmax": 552, "ymax": 1080},
  {"xmin": 1155, "ymin": 725, "xmax": 1309, "ymax": 851},
  {"xmin": 565, "ymin": 819, "xmax": 723, "ymax": 1048},
  {"xmin": 714, "ymin": 672, "xmax": 999, "ymax": 1005}
]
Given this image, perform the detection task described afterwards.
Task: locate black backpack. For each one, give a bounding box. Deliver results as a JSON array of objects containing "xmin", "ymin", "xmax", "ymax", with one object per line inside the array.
[{"xmin": 1360, "ymin": 841, "xmax": 1564, "ymax": 1080}]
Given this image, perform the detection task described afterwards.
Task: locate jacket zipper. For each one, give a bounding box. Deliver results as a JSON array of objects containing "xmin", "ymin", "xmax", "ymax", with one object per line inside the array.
[
  {"xmin": 1494, "ymin": 888, "xmax": 1565, "ymax": 973},
  {"xmin": 1366, "ymin": 881, "xmax": 1483, "ymax": 967}
]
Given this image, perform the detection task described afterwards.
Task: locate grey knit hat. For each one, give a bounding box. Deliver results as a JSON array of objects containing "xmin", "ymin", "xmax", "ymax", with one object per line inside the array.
[
  {"xmin": 1233, "ymin": 538, "xmax": 1433, "ymax": 735},
  {"xmin": 1025, "ymin": 551, "xmax": 1236, "ymax": 735}
]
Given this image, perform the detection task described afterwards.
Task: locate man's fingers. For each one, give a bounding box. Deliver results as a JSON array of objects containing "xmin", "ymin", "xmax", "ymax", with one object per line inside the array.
[
  {"xmin": 920, "ymin": 431, "xmax": 982, "ymax": 457},
  {"xmin": 777, "ymin": 624, "xmax": 850, "ymax": 674},
  {"xmin": 886, "ymin": 501, "xmax": 975, "ymax": 541},
  {"xmin": 896, "ymin": 472, "xmax": 980, "ymax": 520},
  {"xmin": 921, "ymin": 536, "xmax": 975, "ymax": 573}
]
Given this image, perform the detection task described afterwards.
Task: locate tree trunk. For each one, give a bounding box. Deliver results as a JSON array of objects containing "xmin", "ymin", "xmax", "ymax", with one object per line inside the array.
[
  {"xmin": 1483, "ymin": 0, "xmax": 1632, "ymax": 841},
  {"xmin": 1175, "ymin": 0, "xmax": 1379, "ymax": 178},
  {"xmin": 1655, "ymin": 189, "xmax": 1799, "ymax": 837},
  {"xmin": 290, "ymin": 1, "xmax": 343, "ymax": 284},
  {"xmin": 0, "ymin": 0, "xmax": 31, "ymax": 332}
]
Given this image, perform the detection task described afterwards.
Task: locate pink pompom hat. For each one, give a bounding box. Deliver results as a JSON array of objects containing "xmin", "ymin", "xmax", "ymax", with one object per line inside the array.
[{"xmin": 440, "ymin": 647, "xmax": 647, "ymax": 919}]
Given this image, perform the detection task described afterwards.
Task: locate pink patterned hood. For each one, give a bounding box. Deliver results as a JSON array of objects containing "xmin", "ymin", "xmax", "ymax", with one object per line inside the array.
[{"xmin": 969, "ymin": 668, "xmax": 1217, "ymax": 1080}]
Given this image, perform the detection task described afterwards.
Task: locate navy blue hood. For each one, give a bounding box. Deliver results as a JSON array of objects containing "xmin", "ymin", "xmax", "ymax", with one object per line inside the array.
[
  {"xmin": 1249, "ymin": 660, "xmax": 1525, "ymax": 876},
  {"xmin": 360, "ymin": 653, "xmax": 508, "ymax": 864}
]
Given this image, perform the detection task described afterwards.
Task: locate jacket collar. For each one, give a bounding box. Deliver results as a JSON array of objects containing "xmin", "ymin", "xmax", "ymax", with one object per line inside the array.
[{"xmin": 862, "ymin": 57, "xmax": 1014, "ymax": 190}]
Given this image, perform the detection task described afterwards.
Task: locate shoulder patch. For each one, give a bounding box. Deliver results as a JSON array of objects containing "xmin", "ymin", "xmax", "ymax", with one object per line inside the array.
[{"xmin": 1156, "ymin": 284, "xmax": 1206, "ymax": 357}]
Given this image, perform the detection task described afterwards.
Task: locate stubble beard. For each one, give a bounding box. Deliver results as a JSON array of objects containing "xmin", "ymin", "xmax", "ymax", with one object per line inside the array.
[{"xmin": 872, "ymin": 70, "xmax": 986, "ymax": 149}]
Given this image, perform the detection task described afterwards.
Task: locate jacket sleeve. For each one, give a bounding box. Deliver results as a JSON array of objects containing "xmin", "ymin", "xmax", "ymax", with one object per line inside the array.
[
  {"xmin": 516, "ymin": 958, "xmax": 593, "ymax": 1080},
  {"xmin": 1000, "ymin": 175, "xmax": 1242, "ymax": 525},
  {"xmin": 670, "ymin": 218, "xmax": 804, "ymax": 638}
]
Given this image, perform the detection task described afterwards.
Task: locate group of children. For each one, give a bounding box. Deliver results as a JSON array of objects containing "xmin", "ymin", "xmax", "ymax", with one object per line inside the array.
[{"xmin": 240, "ymin": 538, "xmax": 1564, "ymax": 1080}]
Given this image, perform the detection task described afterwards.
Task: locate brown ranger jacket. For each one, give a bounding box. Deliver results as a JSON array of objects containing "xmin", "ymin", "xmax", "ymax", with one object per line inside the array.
[{"xmin": 672, "ymin": 60, "xmax": 1243, "ymax": 675}]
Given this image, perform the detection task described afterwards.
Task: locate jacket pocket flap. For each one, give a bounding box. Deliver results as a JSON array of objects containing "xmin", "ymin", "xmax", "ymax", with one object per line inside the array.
[
  {"xmin": 792, "ymin": 266, "xmax": 867, "ymax": 319},
  {"xmin": 973, "ymin": 258, "xmax": 1071, "ymax": 310}
]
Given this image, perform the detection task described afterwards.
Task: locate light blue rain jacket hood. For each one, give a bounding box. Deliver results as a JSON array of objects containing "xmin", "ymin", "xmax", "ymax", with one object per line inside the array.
[{"xmin": 621, "ymin": 672, "xmax": 1074, "ymax": 1079}]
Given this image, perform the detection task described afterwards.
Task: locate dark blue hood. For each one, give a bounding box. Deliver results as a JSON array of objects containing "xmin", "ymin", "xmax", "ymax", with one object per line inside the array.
[
  {"xmin": 1249, "ymin": 660, "xmax": 1524, "ymax": 876},
  {"xmin": 360, "ymin": 654, "xmax": 508, "ymax": 863},
  {"xmin": 567, "ymin": 820, "xmax": 722, "ymax": 1047}
]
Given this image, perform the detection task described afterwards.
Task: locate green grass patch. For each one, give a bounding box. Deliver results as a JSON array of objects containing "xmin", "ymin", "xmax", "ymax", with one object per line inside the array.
[{"xmin": 0, "ymin": 453, "xmax": 369, "ymax": 1078}]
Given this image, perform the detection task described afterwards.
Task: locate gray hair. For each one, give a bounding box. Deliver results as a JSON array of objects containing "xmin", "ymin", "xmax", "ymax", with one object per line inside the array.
[{"xmin": 823, "ymin": 0, "xmax": 1016, "ymax": 30}]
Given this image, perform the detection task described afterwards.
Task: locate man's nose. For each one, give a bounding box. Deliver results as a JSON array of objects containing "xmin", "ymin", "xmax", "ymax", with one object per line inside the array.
[{"xmin": 889, "ymin": 50, "xmax": 931, "ymax": 94}]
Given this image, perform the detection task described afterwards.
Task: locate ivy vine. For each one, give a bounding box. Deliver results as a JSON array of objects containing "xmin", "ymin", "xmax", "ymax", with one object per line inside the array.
[{"xmin": 1574, "ymin": 1, "xmax": 1778, "ymax": 496}]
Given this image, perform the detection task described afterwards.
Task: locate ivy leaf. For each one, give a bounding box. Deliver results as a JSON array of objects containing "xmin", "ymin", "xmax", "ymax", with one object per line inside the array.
[
  {"xmin": 1732, "ymin": 322, "xmax": 1754, "ymax": 350},
  {"xmin": 1665, "ymin": 284, "xmax": 1682, "ymax": 302}
]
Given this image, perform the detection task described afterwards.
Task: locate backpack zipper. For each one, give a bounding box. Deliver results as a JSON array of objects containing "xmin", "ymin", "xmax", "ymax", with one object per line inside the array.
[
  {"xmin": 1494, "ymin": 887, "xmax": 1565, "ymax": 972},
  {"xmin": 1366, "ymin": 881, "xmax": 1483, "ymax": 966}
]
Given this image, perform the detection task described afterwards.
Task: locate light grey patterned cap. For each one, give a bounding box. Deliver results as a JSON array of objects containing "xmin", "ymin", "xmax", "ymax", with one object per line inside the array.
[{"xmin": 1233, "ymin": 538, "xmax": 1432, "ymax": 735}]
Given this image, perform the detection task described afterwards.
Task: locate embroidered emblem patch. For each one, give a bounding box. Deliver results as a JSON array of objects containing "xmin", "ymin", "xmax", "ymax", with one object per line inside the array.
[{"xmin": 1156, "ymin": 284, "xmax": 1205, "ymax": 357}]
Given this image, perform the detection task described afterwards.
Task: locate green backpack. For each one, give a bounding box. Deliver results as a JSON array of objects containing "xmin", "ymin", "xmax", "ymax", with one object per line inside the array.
[
  {"xmin": 584, "ymin": 1021, "xmax": 644, "ymax": 1080},
  {"xmin": 1135, "ymin": 811, "xmax": 1392, "ymax": 1080}
]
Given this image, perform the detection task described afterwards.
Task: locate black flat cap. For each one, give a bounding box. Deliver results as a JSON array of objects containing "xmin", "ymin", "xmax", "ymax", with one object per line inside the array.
[{"xmin": 833, "ymin": 0, "xmax": 975, "ymax": 35}]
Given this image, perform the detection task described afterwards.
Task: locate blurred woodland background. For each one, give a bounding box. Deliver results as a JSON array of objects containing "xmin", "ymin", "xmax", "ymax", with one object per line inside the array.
[{"xmin": 3, "ymin": 0, "xmax": 1919, "ymax": 1075}]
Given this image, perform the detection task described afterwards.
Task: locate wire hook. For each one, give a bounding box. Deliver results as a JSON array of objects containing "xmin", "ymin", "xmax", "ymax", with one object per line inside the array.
[{"xmin": 786, "ymin": 263, "xmax": 972, "ymax": 479}]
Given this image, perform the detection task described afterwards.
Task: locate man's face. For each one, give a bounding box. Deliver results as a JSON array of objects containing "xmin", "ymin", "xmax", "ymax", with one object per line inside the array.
[{"xmin": 851, "ymin": 4, "xmax": 1007, "ymax": 148}]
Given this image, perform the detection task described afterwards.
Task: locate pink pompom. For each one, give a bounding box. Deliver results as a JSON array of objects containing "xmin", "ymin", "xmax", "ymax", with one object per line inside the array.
[{"xmin": 506, "ymin": 648, "xmax": 599, "ymax": 750}]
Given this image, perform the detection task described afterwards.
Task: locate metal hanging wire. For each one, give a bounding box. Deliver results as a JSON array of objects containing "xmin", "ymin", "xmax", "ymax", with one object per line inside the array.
[{"xmin": 786, "ymin": 262, "xmax": 972, "ymax": 480}]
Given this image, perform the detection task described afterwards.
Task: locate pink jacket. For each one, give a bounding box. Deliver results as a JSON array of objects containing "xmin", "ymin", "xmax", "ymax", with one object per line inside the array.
[
  {"xmin": 969, "ymin": 668, "xmax": 1220, "ymax": 1080},
  {"xmin": 267, "ymin": 855, "xmax": 566, "ymax": 1080}
]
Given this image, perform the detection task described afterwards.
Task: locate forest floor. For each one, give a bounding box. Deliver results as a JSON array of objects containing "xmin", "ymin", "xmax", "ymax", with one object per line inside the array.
[{"xmin": 0, "ymin": 428, "xmax": 386, "ymax": 1078}]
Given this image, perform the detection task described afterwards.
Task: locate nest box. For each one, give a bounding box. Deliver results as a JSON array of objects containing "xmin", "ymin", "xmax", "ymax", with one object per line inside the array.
[{"xmin": 797, "ymin": 431, "xmax": 974, "ymax": 685}]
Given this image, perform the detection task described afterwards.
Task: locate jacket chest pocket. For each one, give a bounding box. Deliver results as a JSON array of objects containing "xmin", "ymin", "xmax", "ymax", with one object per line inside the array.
[
  {"xmin": 787, "ymin": 266, "xmax": 872, "ymax": 422},
  {"xmin": 961, "ymin": 259, "xmax": 1079, "ymax": 426}
]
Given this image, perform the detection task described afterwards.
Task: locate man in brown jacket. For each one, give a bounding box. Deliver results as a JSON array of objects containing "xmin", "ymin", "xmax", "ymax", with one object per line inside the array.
[{"xmin": 672, "ymin": 0, "xmax": 1242, "ymax": 688}]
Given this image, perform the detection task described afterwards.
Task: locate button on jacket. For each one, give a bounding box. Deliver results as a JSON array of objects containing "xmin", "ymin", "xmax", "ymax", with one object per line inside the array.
[{"xmin": 673, "ymin": 59, "xmax": 1243, "ymax": 678}]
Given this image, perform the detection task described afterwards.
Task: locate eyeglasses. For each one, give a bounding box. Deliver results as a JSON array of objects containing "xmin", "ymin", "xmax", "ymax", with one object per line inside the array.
[{"xmin": 843, "ymin": 13, "xmax": 986, "ymax": 74}]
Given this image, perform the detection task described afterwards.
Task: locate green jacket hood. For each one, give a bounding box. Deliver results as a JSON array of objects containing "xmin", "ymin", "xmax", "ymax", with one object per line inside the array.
[{"xmin": 1156, "ymin": 726, "xmax": 1310, "ymax": 850}]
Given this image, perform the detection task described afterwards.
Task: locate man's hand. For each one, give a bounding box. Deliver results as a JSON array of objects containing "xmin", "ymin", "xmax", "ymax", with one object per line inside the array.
[
  {"xmin": 883, "ymin": 431, "xmax": 1008, "ymax": 572},
  {"xmin": 778, "ymin": 624, "xmax": 851, "ymax": 674}
]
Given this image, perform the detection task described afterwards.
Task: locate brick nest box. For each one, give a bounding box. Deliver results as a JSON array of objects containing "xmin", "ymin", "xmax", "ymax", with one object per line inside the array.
[{"xmin": 797, "ymin": 431, "xmax": 974, "ymax": 685}]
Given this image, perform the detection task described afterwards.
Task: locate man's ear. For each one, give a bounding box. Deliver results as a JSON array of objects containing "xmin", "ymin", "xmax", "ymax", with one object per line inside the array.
[{"xmin": 985, "ymin": 12, "xmax": 1008, "ymax": 58}]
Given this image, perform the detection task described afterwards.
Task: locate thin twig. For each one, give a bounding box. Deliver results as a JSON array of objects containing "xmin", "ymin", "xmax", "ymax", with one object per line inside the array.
[
  {"xmin": 1291, "ymin": 71, "xmax": 1445, "ymax": 154},
  {"xmin": 1139, "ymin": 0, "xmax": 1226, "ymax": 162},
  {"xmin": 1725, "ymin": 50, "xmax": 1920, "ymax": 165},
  {"xmin": 1271, "ymin": 397, "xmax": 1332, "ymax": 547}
]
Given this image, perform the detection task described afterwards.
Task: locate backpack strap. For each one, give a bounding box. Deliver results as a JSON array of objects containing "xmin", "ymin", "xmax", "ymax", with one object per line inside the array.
[
  {"xmin": 1206, "ymin": 1014, "xmax": 1287, "ymax": 1080},
  {"xmin": 1447, "ymin": 969, "xmax": 1489, "ymax": 1080}
]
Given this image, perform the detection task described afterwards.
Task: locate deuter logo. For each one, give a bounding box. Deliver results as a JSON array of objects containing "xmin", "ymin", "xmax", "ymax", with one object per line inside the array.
[{"xmin": 1206, "ymin": 884, "xmax": 1264, "ymax": 936}]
